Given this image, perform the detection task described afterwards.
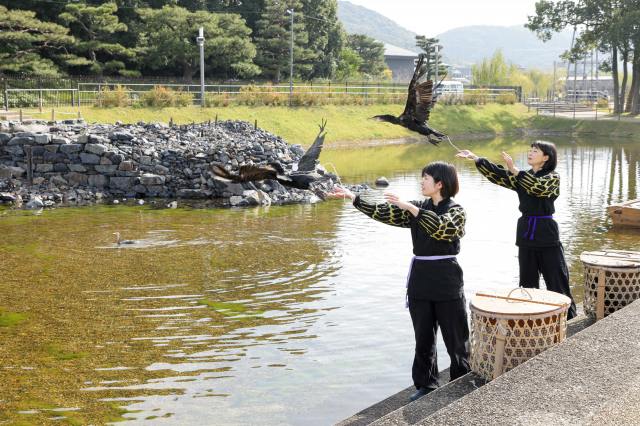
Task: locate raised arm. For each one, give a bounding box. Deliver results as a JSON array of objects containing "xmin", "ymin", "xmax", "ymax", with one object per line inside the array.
[
  {"xmin": 456, "ymin": 150, "xmax": 518, "ymax": 191},
  {"xmin": 516, "ymin": 171, "xmax": 560, "ymax": 198},
  {"xmin": 416, "ymin": 206, "xmax": 466, "ymax": 241},
  {"xmin": 353, "ymin": 195, "xmax": 414, "ymax": 228},
  {"xmin": 475, "ymin": 157, "xmax": 518, "ymax": 191}
]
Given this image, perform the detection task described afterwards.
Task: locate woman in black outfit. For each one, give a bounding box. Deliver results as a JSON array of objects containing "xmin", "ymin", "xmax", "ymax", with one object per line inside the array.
[
  {"xmin": 329, "ymin": 161, "xmax": 470, "ymax": 401},
  {"xmin": 457, "ymin": 141, "xmax": 577, "ymax": 319}
]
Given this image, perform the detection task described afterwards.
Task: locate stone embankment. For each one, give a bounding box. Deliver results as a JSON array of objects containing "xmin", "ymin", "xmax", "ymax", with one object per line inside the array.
[{"xmin": 0, "ymin": 119, "xmax": 338, "ymax": 208}]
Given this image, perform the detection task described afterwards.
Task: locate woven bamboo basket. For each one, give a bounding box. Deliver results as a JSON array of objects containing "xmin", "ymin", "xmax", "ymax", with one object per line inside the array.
[
  {"xmin": 470, "ymin": 288, "xmax": 570, "ymax": 381},
  {"xmin": 580, "ymin": 250, "xmax": 640, "ymax": 320}
]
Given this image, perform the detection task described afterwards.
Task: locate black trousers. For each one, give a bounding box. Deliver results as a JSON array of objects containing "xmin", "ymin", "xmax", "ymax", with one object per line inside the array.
[
  {"xmin": 408, "ymin": 297, "xmax": 470, "ymax": 390},
  {"xmin": 518, "ymin": 245, "xmax": 578, "ymax": 320}
]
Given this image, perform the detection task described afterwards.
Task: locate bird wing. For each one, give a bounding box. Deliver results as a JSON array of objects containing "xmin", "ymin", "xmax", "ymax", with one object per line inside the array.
[
  {"xmin": 297, "ymin": 119, "xmax": 327, "ymax": 172},
  {"xmin": 401, "ymin": 54, "xmax": 427, "ymax": 119},
  {"xmin": 238, "ymin": 165, "xmax": 279, "ymax": 182},
  {"xmin": 414, "ymin": 74, "xmax": 447, "ymax": 124},
  {"xmin": 210, "ymin": 163, "xmax": 239, "ymax": 182},
  {"xmin": 414, "ymin": 80, "xmax": 435, "ymax": 123}
]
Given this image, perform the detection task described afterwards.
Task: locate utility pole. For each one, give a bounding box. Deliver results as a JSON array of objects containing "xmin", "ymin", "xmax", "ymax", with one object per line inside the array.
[
  {"xmin": 590, "ymin": 50, "xmax": 594, "ymax": 101},
  {"xmin": 196, "ymin": 27, "xmax": 205, "ymax": 108},
  {"xmin": 552, "ymin": 61, "xmax": 557, "ymax": 115},
  {"xmin": 287, "ymin": 9, "xmax": 294, "ymax": 107},
  {"xmin": 434, "ymin": 45, "xmax": 439, "ymax": 84}
]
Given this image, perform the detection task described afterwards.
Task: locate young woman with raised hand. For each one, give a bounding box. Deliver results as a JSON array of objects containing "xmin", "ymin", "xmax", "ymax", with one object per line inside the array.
[
  {"xmin": 456, "ymin": 141, "xmax": 577, "ymax": 319},
  {"xmin": 328, "ymin": 161, "xmax": 470, "ymax": 402}
]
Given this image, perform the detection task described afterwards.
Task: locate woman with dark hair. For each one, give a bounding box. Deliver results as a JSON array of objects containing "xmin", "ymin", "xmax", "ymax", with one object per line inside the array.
[
  {"xmin": 328, "ymin": 161, "xmax": 470, "ymax": 401},
  {"xmin": 457, "ymin": 141, "xmax": 577, "ymax": 319}
]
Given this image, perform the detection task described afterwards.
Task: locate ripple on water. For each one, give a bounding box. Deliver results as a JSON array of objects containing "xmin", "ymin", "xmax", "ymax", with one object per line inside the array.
[{"xmin": 2, "ymin": 138, "xmax": 640, "ymax": 425}]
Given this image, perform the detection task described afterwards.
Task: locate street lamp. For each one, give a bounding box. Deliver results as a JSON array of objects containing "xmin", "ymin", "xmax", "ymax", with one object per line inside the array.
[
  {"xmin": 286, "ymin": 9, "xmax": 294, "ymax": 107},
  {"xmin": 196, "ymin": 27, "xmax": 205, "ymax": 108}
]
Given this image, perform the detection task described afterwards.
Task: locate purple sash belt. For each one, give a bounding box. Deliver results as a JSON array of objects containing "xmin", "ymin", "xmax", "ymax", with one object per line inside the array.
[
  {"xmin": 522, "ymin": 215, "xmax": 553, "ymax": 241},
  {"xmin": 405, "ymin": 255, "xmax": 457, "ymax": 307}
]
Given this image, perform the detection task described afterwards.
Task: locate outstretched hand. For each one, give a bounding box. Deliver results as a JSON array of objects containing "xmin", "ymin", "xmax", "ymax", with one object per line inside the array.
[
  {"xmin": 384, "ymin": 192, "xmax": 419, "ymax": 216},
  {"xmin": 455, "ymin": 150, "xmax": 478, "ymax": 160},
  {"xmin": 501, "ymin": 151, "xmax": 519, "ymax": 175},
  {"xmin": 325, "ymin": 185, "xmax": 356, "ymax": 201}
]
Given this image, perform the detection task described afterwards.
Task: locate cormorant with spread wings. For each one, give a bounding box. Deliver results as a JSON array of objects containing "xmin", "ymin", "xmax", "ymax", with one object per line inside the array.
[
  {"xmin": 373, "ymin": 53, "xmax": 447, "ymax": 145},
  {"xmin": 210, "ymin": 119, "xmax": 335, "ymax": 197}
]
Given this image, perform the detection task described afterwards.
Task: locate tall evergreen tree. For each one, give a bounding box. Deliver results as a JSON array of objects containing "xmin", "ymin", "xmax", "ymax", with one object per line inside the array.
[
  {"xmin": 254, "ymin": 0, "xmax": 314, "ymax": 82},
  {"xmin": 0, "ymin": 6, "xmax": 75, "ymax": 76},
  {"xmin": 346, "ymin": 34, "xmax": 387, "ymax": 79},
  {"xmin": 59, "ymin": 2, "xmax": 136, "ymax": 75},
  {"xmin": 138, "ymin": 5, "xmax": 259, "ymax": 79},
  {"xmin": 301, "ymin": 0, "xmax": 344, "ymax": 79},
  {"xmin": 415, "ymin": 35, "xmax": 446, "ymax": 80}
]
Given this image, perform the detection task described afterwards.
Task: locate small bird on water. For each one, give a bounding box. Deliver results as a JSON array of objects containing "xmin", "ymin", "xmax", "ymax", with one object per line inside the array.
[{"xmin": 113, "ymin": 232, "xmax": 136, "ymax": 245}]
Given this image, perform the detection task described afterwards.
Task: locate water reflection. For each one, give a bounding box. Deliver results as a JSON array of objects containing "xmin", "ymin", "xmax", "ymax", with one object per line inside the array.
[{"xmin": 1, "ymin": 136, "xmax": 639, "ymax": 425}]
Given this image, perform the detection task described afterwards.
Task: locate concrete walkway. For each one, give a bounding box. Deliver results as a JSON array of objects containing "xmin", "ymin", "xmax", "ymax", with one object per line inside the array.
[{"xmin": 419, "ymin": 301, "xmax": 640, "ymax": 425}]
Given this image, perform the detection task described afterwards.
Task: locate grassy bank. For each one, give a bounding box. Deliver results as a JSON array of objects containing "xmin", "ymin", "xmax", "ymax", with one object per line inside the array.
[
  {"xmin": 27, "ymin": 104, "xmax": 640, "ymax": 146},
  {"xmin": 29, "ymin": 104, "xmax": 532, "ymax": 146},
  {"xmin": 529, "ymin": 115, "xmax": 640, "ymax": 139}
]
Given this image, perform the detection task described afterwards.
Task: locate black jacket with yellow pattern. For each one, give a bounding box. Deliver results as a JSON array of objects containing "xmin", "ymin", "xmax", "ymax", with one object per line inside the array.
[
  {"xmin": 475, "ymin": 157, "xmax": 561, "ymax": 248},
  {"xmin": 353, "ymin": 195, "xmax": 466, "ymax": 301}
]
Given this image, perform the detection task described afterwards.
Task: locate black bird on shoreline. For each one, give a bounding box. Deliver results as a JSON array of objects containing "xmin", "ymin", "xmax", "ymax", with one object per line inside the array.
[
  {"xmin": 373, "ymin": 54, "xmax": 447, "ymax": 145},
  {"xmin": 211, "ymin": 120, "xmax": 336, "ymax": 198}
]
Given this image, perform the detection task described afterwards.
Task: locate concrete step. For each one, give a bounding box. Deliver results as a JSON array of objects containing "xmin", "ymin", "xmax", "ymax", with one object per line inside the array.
[
  {"xmin": 339, "ymin": 306, "xmax": 593, "ymax": 426},
  {"xmin": 336, "ymin": 371, "xmax": 451, "ymax": 426},
  {"xmin": 417, "ymin": 303, "xmax": 637, "ymax": 425}
]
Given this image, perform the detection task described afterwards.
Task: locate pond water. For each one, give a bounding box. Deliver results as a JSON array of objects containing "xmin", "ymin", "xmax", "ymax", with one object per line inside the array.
[{"xmin": 1, "ymin": 135, "xmax": 639, "ymax": 425}]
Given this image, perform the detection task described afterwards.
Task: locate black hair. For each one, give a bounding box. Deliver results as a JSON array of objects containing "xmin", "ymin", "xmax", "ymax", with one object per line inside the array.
[
  {"xmin": 530, "ymin": 140, "xmax": 557, "ymax": 172},
  {"xmin": 421, "ymin": 161, "xmax": 459, "ymax": 198}
]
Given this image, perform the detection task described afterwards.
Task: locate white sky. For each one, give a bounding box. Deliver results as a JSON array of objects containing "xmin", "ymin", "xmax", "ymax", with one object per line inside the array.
[{"xmin": 345, "ymin": 0, "xmax": 541, "ymax": 35}]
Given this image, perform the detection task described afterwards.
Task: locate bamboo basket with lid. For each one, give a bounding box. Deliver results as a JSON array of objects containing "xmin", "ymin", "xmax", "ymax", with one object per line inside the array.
[
  {"xmin": 470, "ymin": 287, "xmax": 571, "ymax": 381},
  {"xmin": 580, "ymin": 249, "xmax": 640, "ymax": 320}
]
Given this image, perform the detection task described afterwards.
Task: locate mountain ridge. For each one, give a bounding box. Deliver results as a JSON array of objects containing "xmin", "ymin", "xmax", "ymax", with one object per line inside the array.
[{"xmin": 337, "ymin": 1, "xmax": 572, "ymax": 70}]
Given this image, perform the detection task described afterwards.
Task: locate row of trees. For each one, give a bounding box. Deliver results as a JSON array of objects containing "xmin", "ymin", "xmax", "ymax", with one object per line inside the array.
[
  {"xmin": 472, "ymin": 50, "xmax": 557, "ymax": 98},
  {"xmin": 0, "ymin": 0, "xmax": 389, "ymax": 82},
  {"xmin": 526, "ymin": 0, "xmax": 640, "ymax": 114}
]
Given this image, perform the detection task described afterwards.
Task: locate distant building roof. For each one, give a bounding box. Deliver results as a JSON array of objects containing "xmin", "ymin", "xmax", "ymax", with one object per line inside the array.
[{"xmin": 384, "ymin": 43, "xmax": 419, "ymax": 58}]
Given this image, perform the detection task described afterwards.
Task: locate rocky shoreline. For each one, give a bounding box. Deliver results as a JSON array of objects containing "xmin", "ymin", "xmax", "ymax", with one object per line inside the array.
[{"xmin": 0, "ymin": 119, "xmax": 343, "ymax": 209}]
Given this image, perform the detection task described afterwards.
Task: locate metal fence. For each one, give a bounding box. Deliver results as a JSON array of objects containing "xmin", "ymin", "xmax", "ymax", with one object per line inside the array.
[{"xmin": 1, "ymin": 80, "xmax": 522, "ymax": 109}]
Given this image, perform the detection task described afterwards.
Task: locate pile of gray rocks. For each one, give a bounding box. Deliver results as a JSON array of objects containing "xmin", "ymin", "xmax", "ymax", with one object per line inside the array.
[{"xmin": 0, "ymin": 119, "xmax": 340, "ymax": 209}]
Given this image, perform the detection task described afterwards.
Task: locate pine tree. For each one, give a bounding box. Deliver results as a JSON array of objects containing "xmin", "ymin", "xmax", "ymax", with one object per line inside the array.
[
  {"xmin": 415, "ymin": 36, "xmax": 446, "ymax": 80},
  {"xmin": 254, "ymin": 0, "xmax": 314, "ymax": 82},
  {"xmin": 0, "ymin": 5, "xmax": 75, "ymax": 76},
  {"xmin": 346, "ymin": 34, "xmax": 387, "ymax": 79},
  {"xmin": 301, "ymin": 0, "xmax": 344, "ymax": 79},
  {"xmin": 138, "ymin": 5, "xmax": 259, "ymax": 79},
  {"xmin": 59, "ymin": 2, "xmax": 135, "ymax": 76}
]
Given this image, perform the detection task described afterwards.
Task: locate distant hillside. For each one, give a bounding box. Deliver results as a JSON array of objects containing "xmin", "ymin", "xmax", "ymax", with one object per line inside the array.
[
  {"xmin": 337, "ymin": 1, "xmax": 573, "ymax": 70},
  {"xmin": 337, "ymin": 1, "xmax": 419, "ymax": 53},
  {"xmin": 438, "ymin": 25, "xmax": 573, "ymax": 70}
]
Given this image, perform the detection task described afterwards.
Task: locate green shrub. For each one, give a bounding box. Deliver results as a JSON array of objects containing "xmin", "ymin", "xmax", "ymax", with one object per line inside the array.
[
  {"xmin": 140, "ymin": 85, "xmax": 193, "ymax": 107},
  {"xmin": 463, "ymin": 90, "xmax": 489, "ymax": 105},
  {"xmin": 496, "ymin": 92, "xmax": 517, "ymax": 105},
  {"xmin": 174, "ymin": 91, "xmax": 193, "ymax": 107},
  {"xmin": 205, "ymin": 93, "xmax": 230, "ymax": 107},
  {"xmin": 95, "ymin": 85, "xmax": 131, "ymax": 107},
  {"xmin": 438, "ymin": 94, "xmax": 464, "ymax": 106}
]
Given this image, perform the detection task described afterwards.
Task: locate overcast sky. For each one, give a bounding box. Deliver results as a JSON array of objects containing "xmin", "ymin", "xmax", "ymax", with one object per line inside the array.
[{"xmin": 345, "ymin": 0, "xmax": 541, "ymax": 35}]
